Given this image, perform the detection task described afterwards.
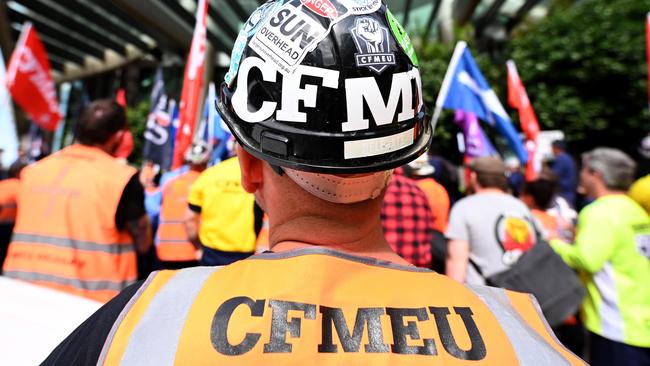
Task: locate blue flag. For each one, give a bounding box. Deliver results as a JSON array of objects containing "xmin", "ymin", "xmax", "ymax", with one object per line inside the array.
[
  {"xmin": 143, "ymin": 68, "xmax": 171, "ymax": 166},
  {"xmin": 435, "ymin": 42, "xmax": 528, "ymax": 163}
]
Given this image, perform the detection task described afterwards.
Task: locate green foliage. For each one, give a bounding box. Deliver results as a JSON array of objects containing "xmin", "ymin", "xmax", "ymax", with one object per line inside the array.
[
  {"xmin": 126, "ymin": 100, "xmax": 150, "ymax": 166},
  {"xmin": 509, "ymin": 0, "xmax": 650, "ymax": 153}
]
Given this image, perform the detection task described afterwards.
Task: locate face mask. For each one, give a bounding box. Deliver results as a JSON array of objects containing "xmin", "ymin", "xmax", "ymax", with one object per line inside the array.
[{"xmin": 283, "ymin": 168, "xmax": 393, "ymax": 204}]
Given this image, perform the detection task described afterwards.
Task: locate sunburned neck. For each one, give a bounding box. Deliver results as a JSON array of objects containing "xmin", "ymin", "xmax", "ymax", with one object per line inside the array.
[{"xmin": 269, "ymin": 215, "xmax": 411, "ymax": 266}]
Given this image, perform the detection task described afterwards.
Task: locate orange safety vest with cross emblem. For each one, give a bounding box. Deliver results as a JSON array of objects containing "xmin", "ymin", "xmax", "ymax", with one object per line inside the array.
[
  {"xmin": 3, "ymin": 144, "xmax": 138, "ymax": 303},
  {"xmin": 0, "ymin": 178, "xmax": 19, "ymax": 224},
  {"xmin": 156, "ymin": 170, "xmax": 200, "ymax": 262},
  {"xmin": 98, "ymin": 248, "xmax": 585, "ymax": 365}
]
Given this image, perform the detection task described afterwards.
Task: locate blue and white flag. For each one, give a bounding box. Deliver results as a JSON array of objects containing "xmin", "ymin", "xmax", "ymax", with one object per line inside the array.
[
  {"xmin": 433, "ymin": 41, "xmax": 528, "ymax": 163},
  {"xmin": 159, "ymin": 99, "xmax": 178, "ymax": 171},
  {"xmin": 195, "ymin": 82, "xmax": 232, "ymax": 165},
  {"xmin": 143, "ymin": 68, "xmax": 171, "ymax": 165}
]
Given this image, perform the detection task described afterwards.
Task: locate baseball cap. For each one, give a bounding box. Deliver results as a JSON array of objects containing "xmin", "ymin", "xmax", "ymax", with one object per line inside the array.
[{"xmin": 467, "ymin": 157, "xmax": 507, "ymax": 175}]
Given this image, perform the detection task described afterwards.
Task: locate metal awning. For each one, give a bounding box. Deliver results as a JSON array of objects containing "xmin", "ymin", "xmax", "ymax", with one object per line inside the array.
[{"xmin": 0, "ymin": 0, "xmax": 549, "ymax": 83}]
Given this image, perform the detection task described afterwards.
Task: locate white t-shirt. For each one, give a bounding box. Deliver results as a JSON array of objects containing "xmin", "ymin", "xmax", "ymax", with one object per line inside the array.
[{"xmin": 446, "ymin": 192, "xmax": 538, "ymax": 285}]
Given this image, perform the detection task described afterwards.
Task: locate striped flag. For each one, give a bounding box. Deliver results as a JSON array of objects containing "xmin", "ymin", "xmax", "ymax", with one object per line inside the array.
[{"xmin": 172, "ymin": 0, "xmax": 209, "ymax": 169}]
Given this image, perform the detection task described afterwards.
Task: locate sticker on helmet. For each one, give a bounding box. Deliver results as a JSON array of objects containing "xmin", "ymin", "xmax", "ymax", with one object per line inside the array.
[
  {"xmin": 249, "ymin": 1, "xmax": 330, "ymax": 75},
  {"xmin": 339, "ymin": 0, "xmax": 382, "ymax": 14},
  {"xmin": 225, "ymin": 1, "xmax": 283, "ymax": 85},
  {"xmin": 386, "ymin": 9, "xmax": 418, "ymax": 67},
  {"xmin": 344, "ymin": 128, "xmax": 415, "ymax": 159},
  {"xmin": 350, "ymin": 17, "xmax": 396, "ymax": 74},
  {"xmin": 300, "ymin": 0, "xmax": 338, "ymax": 19}
]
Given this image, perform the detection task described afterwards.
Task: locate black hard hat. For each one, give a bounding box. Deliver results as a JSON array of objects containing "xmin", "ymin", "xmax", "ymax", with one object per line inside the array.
[{"xmin": 217, "ymin": 0, "xmax": 432, "ymax": 174}]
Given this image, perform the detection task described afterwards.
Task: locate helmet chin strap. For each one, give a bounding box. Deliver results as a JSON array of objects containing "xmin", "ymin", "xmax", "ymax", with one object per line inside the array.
[{"xmin": 283, "ymin": 168, "xmax": 393, "ymax": 204}]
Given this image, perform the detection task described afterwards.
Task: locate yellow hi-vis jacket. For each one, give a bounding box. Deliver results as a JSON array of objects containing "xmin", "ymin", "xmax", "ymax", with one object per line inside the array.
[{"xmin": 99, "ymin": 248, "xmax": 585, "ymax": 365}]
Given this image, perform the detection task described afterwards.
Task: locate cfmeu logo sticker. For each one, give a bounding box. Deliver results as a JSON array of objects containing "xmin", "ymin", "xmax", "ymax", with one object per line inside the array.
[{"xmin": 350, "ymin": 17, "xmax": 395, "ymax": 74}]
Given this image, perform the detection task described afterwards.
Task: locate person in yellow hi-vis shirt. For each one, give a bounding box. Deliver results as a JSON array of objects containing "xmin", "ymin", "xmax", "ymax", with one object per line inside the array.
[
  {"xmin": 184, "ymin": 155, "xmax": 263, "ymax": 266},
  {"xmin": 42, "ymin": 2, "xmax": 585, "ymax": 365},
  {"xmin": 551, "ymin": 148, "xmax": 650, "ymax": 366}
]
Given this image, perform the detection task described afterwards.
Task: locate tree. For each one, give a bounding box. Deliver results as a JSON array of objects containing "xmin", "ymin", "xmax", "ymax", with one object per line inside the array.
[{"xmin": 509, "ymin": 0, "xmax": 650, "ymax": 155}]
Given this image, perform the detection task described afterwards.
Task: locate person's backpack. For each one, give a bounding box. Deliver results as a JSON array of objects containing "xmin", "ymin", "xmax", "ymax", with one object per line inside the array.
[
  {"xmin": 430, "ymin": 229, "xmax": 448, "ymax": 274},
  {"xmin": 471, "ymin": 239, "xmax": 585, "ymax": 328}
]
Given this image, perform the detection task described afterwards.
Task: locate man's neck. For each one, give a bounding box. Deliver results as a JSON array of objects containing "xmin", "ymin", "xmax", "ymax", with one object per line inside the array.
[
  {"xmin": 269, "ymin": 212, "xmax": 410, "ymax": 265},
  {"xmin": 474, "ymin": 187, "xmax": 504, "ymax": 195},
  {"xmin": 595, "ymin": 188, "xmax": 627, "ymax": 199}
]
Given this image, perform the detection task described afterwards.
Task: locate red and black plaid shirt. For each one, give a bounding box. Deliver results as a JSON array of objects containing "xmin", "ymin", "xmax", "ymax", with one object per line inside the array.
[{"xmin": 381, "ymin": 173, "xmax": 434, "ymax": 268}]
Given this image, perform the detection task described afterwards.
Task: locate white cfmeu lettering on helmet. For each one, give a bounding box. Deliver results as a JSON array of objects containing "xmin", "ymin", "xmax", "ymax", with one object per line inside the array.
[
  {"xmin": 232, "ymin": 56, "xmax": 278, "ymax": 122},
  {"xmin": 342, "ymin": 68, "xmax": 422, "ymax": 132},
  {"xmin": 276, "ymin": 65, "xmax": 339, "ymax": 122},
  {"xmin": 232, "ymin": 56, "xmax": 422, "ymax": 130}
]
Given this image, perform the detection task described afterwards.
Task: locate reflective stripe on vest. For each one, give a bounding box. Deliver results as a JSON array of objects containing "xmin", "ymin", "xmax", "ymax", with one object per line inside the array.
[
  {"xmin": 156, "ymin": 171, "xmax": 199, "ymax": 262},
  {"xmin": 11, "ymin": 233, "xmax": 135, "ymax": 254},
  {"xmin": 3, "ymin": 144, "xmax": 137, "ymax": 303},
  {"xmin": 3, "ymin": 270, "xmax": 134, "ymax": 292},
  {"xmin": 99, "ymin": 249, "xmax": 586, "ymax": 365}
]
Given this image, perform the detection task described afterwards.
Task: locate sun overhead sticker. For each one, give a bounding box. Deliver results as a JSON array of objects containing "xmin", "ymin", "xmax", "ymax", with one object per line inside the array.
[
  {"xmin": 350, "ymin": 17, "xmax": 395, "ymax": 74},
  {"xmin": 249, "ymin": 0, "xmax": 333, "ymax": 75}
]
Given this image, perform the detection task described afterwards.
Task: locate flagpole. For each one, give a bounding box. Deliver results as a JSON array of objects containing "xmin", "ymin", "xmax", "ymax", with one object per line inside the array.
[
  {"xmin": 430, "ymin": 41, "xmax": 467, "ymax": 134},
  {"xmin": 646, "ymin": 12, "xmax": 650, "ymax": 128}
]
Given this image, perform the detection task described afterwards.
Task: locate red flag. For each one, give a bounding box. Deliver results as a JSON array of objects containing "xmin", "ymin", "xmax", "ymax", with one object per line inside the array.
[
  {"xmin": 507, "ymin": 60, "xmax": 539, "ymax": 141},
  {"xmin": 5, "ymin": 23, "xmax": 61, "ymax": 131},
  {"xmin": 507, "ymin": 60, "xmax": 539, "ymax": 180},
  {"xmin": 116, "ymin": 88, "xmax": 127, "ymax": 107},
  {"xmin": 172, "ymin": 0, "xmax": 209, "ymax": 169}
]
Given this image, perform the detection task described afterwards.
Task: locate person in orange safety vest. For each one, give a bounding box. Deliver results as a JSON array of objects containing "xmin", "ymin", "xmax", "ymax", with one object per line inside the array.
[
  {"xmin": 42, "ymin": 3, "xmax": 585, "ymax": 365},
  {"xmin": 3, "ymin": 100, "xmax": 152, "ymax": 303},
  {"xmin": 0, "ymin": 160, "xmax": 27, "ymax": 272},
  {"xmin": 155, "ymin": 141, "xmax": 211, "ymax": 269}
]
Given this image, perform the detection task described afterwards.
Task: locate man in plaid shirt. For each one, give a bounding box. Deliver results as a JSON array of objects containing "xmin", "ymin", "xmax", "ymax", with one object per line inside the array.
[{"xmin": 381, "ymin": 170, "xmax": 435, "ymax": 269}]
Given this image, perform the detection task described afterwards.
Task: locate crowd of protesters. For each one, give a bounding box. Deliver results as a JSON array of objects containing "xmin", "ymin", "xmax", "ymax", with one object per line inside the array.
[{"xmin": 1, "ymin": 98, "xmax": 650, "ymax": 364}]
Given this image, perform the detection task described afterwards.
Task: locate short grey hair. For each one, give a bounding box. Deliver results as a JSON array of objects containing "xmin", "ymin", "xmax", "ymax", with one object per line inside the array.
[{"xmin": 582, "ymin": 148, "xmax": 636, "ymax": 190}]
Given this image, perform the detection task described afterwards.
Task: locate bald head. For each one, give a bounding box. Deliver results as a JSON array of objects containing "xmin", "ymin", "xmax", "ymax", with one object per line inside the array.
[{"xmin": 77, "ymin": 99, "xmax": 127, "ymax": 146}]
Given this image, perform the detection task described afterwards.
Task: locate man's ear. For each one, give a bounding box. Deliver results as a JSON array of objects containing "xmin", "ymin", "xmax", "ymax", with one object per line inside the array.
[
  {"xmin": 237, "ymin": 145, "xmax": 263, "ymax": 193},
  {"xmin": 106, "ymin": 129, "xmax": 125, "ymax": 156}
]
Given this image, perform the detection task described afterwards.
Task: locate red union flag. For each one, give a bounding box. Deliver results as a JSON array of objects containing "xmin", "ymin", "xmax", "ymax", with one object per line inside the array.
[
  {"xmin": 5, "ymin": 23, "xmax": 61, "ymax": 131},
  {"xmin": 172, "ymin": 0, "xmax": 208, "ymax": 169},
  {"xmin": 507, "ymin": 60, "xmax": 540, "ymax": 180},
  {"xmin": 507, "ymin": 60, "xmax": 539, "ymax": 141}
]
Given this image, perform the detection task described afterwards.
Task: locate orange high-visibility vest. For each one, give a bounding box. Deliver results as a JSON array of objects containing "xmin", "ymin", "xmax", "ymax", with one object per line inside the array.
[
  {"xmin": 156, "ymin": 170, "xmax": 200, "ymax": 262},
  {"xmin": 3, "ymin": 144, "xmax": 138, "ymax": 303},
  {"xmin": 99, "ymin": 248, "xmax": 585, "ymax": 365},
  {"xmin": 416, "ymin": 178, "xmax": 450, "ymax": 232},
  {"xmin": 0, "ymin": 178, "xmax": 19, "ymax": 224},
  {"xmin": 532, "ymin": 209, "xmax": 560, "ymax": 240}
]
